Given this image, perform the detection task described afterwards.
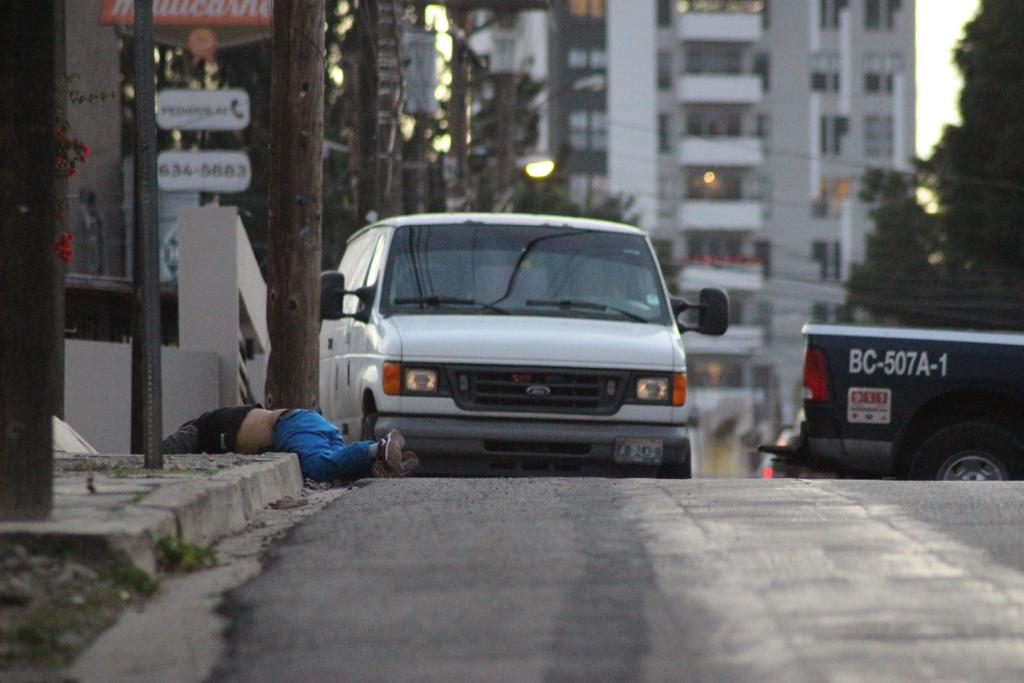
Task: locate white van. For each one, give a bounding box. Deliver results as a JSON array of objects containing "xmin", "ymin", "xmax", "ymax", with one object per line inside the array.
[{"xmin": 319, "ymin": 213, "xmax": 728, "ymax": 477}]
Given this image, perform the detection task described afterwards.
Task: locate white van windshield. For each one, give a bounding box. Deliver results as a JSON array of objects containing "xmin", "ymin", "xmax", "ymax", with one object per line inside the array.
[{"xmin": 380, "ymin": 224, "xmax": 671, "ymax": 324}]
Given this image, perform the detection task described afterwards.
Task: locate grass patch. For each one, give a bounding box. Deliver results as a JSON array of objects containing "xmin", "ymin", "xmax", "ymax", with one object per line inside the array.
[
  {"xmin": 154, "ymin": 537, "xmax": 218, "ymax": 573},
  {"xmin": 0, "ymin": 538, "xmax": 158, "ymax": 670}
]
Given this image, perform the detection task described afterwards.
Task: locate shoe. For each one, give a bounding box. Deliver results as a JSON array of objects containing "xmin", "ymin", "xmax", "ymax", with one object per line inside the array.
[
  {"xmin": 160, "ymin": 424, "xmax": 199, "ymax": 454},
  {"xmin": 371, "ymin": 431, "xmax": 418, "ymax": 478},
  {"xmin": 377, "ymin": 430, "xmax": 405, "ymax": 471},
  {"xmin": 371, "ymin": 451, "xmax": 419, "ymax": 478}
]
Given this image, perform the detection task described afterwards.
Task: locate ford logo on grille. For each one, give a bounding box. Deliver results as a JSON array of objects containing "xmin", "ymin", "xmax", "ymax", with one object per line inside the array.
[{"xmin": 526, "ymin": 385, "xmax": 552, "ymax": 397}]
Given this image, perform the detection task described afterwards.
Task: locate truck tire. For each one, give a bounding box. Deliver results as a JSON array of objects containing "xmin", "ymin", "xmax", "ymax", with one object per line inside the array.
[{"xmin": 908, "ymin": 422, "xmax": 1023, "ymax": 481}]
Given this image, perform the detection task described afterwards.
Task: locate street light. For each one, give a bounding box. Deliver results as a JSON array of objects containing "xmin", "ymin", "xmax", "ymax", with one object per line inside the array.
[{"xmin": 524, "ymin": 158, "xmax": 555, "ymax": 179}]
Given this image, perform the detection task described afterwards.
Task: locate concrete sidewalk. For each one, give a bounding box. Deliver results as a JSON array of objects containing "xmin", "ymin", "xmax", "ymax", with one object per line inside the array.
[{"xmin": 0, "ymin": 452, "xmax": 304, "ymax": 574}]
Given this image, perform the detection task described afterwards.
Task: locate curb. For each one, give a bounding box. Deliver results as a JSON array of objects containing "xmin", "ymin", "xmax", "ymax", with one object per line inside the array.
[{"xmin": 0, "ymin": 453, "xmax": 303, "ymax": 574}]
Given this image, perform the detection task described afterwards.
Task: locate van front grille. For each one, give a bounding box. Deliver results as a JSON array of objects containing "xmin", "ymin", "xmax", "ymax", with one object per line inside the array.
[{"xmin": 447, "ymin": 365, "xmax": 628, "ymax": 415}]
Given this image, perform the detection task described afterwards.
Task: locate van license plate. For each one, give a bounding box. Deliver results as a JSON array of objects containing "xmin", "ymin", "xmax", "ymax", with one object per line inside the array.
[{"xmin": 614, "ymin": 438, "xmax": 663, "ymax": 465}]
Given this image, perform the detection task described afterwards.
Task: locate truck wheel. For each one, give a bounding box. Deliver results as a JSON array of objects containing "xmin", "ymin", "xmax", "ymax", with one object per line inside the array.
[
  {"xmin": 909, "ymin": 423, "xmax": 1022, "ymax": 481},
  {"xmin": 360, "ymin": 412, "xmax": 378, "ymax": 441},
  {"xmin": 657, "ymin": 460, "xmax": 692, "ymax": 479}
]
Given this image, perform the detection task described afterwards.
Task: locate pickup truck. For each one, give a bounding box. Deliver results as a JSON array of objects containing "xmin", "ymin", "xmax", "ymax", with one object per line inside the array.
[
  {"xmin": 762, "ymin": 323, "xmax": 1024, "ymax": 481},
  {"xmin": 319, "ymin": 213, "xmax": 729, "ymax": 478}
]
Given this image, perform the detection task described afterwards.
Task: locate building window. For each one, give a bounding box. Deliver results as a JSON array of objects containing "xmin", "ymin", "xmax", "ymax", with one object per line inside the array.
[
  {"xmin": 754, "ymin": 240, "xmax": 772, "ymax": 277},
  {"xmin": 819, "ymin": 0, "xmax": 848, "ymax": 30},
  {"xmin": 569, "ymin": 110, "xmax": 589, "ymax": 149},
  {"xmin": 678, "ymin": 0, "xmax": 764, "ymax": 13},
  {"xmin": 657, "ymin": 51, "xmax": 673, "ymax": 90},
  {"xmin": 658, "ymin": 114, "xmax": 672, "ymax": 153},
  {"xmin": 571, "ymin": 111, "xmax": 608, "ymax": 151},
  {"xmin": 866, "ymin": 0, "xmax": 899, "ymax": 30},
  {"xmin": 569, "ymin": 0, "xmax": 605, "ymax": 18},
  {"xmin": 658, "ymin": 0, "xmax": 673, "ymax": 25},
  {"xmin": 687, "ymin": 235, "xmax": 744, "ymax": 259},
  {"xmin": 753, "ymin": 53, "xmax": 770, "ymax": 91},
  {"xmin": 687, "ymin": 106, "xmax": 744, "ymax": 137},
  {"xmin": 685, "ymin": 45, "xmax": 743, "ymax": 75},
  {"xmin": 812, "ymin": 240, "xmax": 841, "ymax": 281},
  {"xmin": 590, "ymin": 49, "xmax": 607, "ymax": 69},
  {"xmin": 863, "ymin": 53, "xmax": 902, "ymax": 94},
  {"xmin": 686, "ymin": 169, "xmax": 743, "ymax": 199},
  {"xmin": 813, "ymin": 177, "xmax": 852, "ymax": 218},
  {"xmin": 809, "ymin": 52, "xmax": 840, "ymax": 92},
  {"xmin": 864, "ymin": 115, "xmax": 894, "ymax": 158},
  {"xmin": 568, "ymin": 48, "xmax": 588, "ymax": 70},
  {"xmin": 755, "ymin": 113, "xmax": 770, "ymax": 140},
  {"xmin": 591, "ymin": 111, "xmax": 608, "ymax": 150},
  {"xmin": 819, "ymin": 115, "xmax": 848, "ymax": 155}
]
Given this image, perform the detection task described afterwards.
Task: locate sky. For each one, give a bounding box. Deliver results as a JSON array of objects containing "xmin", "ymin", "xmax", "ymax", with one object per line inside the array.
[{"xmin": 916, "ymin": 0, "xmax": 981, "ymax": 158}]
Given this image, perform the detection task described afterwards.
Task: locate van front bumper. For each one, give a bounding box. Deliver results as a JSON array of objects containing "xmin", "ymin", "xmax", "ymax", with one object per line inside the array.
[{"xmin": 373, "ymin": 414, "xmax": 690, "ymax": 477}]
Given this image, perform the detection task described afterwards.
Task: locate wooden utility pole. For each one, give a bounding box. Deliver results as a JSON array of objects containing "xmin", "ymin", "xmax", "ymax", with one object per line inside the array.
[
  {"xmin": 406, "ymin": 2, "xmax": 433, "ymax": 214},
  {"xmin": 376, "ymin": 0, "xmax": 404, "ymax": 218},
  {"xmin": 492, "ymin": 10, "xmax": 517, "ymax": 200},
  {"xmin": 0, "ymin": 0, "xmax": 58, "ymax": 519},
  {"xmin": 131, "ymin": 0, "xmax": 163, "ymax": 466},
  {"xmin": 265, "ymin": 0, "xmax": 326, "ymax": 410},
  {"xmin": 347, "ymin": 0, "xmax": 377, "ymax": 225},
  {"xmin": 446, "ymin": 8, "xmax": 470, "ymax": 211}
]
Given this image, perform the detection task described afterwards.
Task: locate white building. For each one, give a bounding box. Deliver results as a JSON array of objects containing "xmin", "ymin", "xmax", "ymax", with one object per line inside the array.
[{"xmin": 603, "ymin": 0, "xmax": 916, "ymax": 462}]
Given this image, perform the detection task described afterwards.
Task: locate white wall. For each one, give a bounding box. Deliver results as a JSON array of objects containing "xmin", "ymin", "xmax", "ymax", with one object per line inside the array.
[
  {"xmin": 65, "ymin": 340, "xmax": 219, "ymax": 453},
  {"xmin": 607, "ymin": 0, "xmax": 657, "ymax": 231}
]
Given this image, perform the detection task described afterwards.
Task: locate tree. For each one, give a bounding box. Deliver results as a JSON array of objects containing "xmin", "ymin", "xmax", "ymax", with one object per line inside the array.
[
  {"xmin": 847, "ymin": 168, "xmax": 947, "ymax": 327},
  {"xmin": 930, "ymin": 0, "xmax": 1024, "ymax": 276},
  {"xmin": 849, "ymin": 0, "xmax": 1024, "ymax": 329}
]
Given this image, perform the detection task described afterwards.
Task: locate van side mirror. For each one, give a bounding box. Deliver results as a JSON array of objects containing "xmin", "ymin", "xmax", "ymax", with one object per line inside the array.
[
  {"xmin": 321, "ymin": 271, "xmax": 346, "ymax": 320},
  {"xmin": 673, "ymin": 287, "xmax": 730, "ymax": 336},
  {"xmin": 320, "ymin": 271, "xmax": 376, "ymax": 323},
  {"xmin": 350, "ymin": 286, "xmax": 375, "ymax": 324}
]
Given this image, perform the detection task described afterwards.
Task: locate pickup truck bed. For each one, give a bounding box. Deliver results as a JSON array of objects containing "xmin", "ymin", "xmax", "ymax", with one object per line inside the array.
[{"xmin": 762, "ymin": 324, "xmax": 1024, "ymax": 481}]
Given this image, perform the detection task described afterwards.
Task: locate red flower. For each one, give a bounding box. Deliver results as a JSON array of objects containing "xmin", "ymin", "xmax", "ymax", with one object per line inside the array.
[{"xmin": 54, "ymin": 231, "xmax": 74, "ymax": 263}]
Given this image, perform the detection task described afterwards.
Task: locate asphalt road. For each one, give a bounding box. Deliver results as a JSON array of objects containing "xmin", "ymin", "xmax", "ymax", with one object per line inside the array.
[{"xmin": 210, "ymin": 478, "xmax": 1024, "ymax": 683}]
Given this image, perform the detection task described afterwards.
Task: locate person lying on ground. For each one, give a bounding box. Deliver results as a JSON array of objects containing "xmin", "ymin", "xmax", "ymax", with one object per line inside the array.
[{"xmin": 160, "ymin": 405, "xmax": 418, "ymax": 481}]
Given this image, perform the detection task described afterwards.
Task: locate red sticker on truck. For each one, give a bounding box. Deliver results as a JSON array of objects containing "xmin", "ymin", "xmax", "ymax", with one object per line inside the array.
[{"xmin": 847, "ymin": 387, "xmax": 891, "ymax": 424}]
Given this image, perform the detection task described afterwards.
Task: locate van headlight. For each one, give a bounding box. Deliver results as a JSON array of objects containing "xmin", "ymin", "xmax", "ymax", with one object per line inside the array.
[
  {"xmin": 405, "ymin": 368, "xmax": 439, "ymax": 393},
  {"xmin": 636, "ymin": 377, "xmax": 669, "ymax": 401}
]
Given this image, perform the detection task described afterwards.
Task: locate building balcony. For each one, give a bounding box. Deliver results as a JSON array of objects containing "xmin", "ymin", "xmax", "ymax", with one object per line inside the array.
[
  {"xmin": 679, "ymin": 199, "xmax": 762, "ymax": 230},
  {"xmin": 678, "ymin": 75, "xmax": 762, "ymax": 104},
  {"xmin": 683, "ymin": 324, "xmax": 765, "ymax": 356},
  {"xmin": 678, "ymin": 11, "xmax": 762, "ymax": 42},
  {"xmin": 679, "ymin": 136, "xmax": 763, "ymax": 166},
  {"xmin": 680, "ymin": 258, "xmax": 764, "ymax": 291}
]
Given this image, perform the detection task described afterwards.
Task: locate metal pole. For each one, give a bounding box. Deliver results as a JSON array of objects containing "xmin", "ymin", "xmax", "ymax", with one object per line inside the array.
[{"xmin": 131, "ymin": 0, "xmax": 163, "ymax": 467}]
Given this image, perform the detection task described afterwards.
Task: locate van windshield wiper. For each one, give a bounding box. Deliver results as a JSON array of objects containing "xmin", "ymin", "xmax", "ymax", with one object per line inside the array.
[
  {"xmin": 393, "ymin": 295, "xmax": 510, "ymax": 315},
  {"xmin": 525, "ymin": 299, "xmax": 648, "ymax": 323}
]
